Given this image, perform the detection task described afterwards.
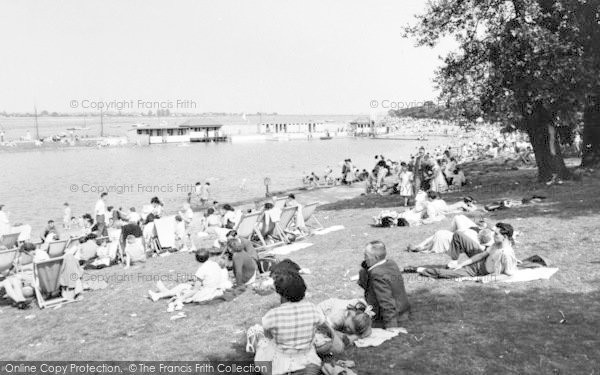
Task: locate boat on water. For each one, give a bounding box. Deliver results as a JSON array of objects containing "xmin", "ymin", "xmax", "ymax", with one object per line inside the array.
[{"xmin": 373, "ymin": 135, "xmax": 428, "ymax": 141}]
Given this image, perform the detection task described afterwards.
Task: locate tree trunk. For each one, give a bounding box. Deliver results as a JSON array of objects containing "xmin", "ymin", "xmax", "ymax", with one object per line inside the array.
[
  {"xmin": 582, "ymin": 93, "xmax": 600, "ymax": 167},
  {"xmin": 525, "ymin": 103, "xmax": 568, "ymax": 181}
]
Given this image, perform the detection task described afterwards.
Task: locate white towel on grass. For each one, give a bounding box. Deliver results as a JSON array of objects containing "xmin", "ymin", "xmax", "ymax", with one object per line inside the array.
[
  {"xmin": 501, "ymin": 267, "xmax": 559, "ymax": 283},
  {"xmin": 354, "ymin": 328, "xmax": 407, "ymax": 348},
  {"xmin": 313, "ymin": 225, "xmax": 345, "ymax": 235},
  {"xmin": 266, "ymin": 242, "xmax": 313, "ymax": 256}
]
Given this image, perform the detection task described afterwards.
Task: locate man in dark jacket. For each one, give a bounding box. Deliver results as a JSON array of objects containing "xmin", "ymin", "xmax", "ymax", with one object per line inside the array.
[{"xmin": 358, "ymin": 241, "xmax": 410, "ymax": 328}]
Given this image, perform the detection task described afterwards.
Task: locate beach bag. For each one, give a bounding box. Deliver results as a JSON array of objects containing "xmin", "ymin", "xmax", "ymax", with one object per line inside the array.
[
  {"xmin": 257, "ymin": 256, "xmax": 279, "ymax": 274},
  {"xmin": 381, "ymin": 216, "xmax": 396, "ymax": 228},
  {"xmin": 397, "ymin": 218, "xmax": 410, "ymax": 227}
]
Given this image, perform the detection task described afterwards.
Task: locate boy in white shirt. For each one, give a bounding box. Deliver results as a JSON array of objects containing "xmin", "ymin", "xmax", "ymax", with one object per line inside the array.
[{"xmin": 147, "ymin": 249, "xmax": 229, "ymax": 310}]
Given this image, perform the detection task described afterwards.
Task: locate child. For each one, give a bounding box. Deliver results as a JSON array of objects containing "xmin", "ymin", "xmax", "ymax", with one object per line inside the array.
[
  {"xmin": 124, "ymin": 234, "xmax": 146, "ymax": 269},
  {"xmin": 174, "ymin": 215, "xmax": 187, "ymax": 251},
  {"xmin": 398, "ymin": 162, "xmax": 414, "ymax": 206},
  {"xmin": 147, "ymin": 249, "xmax": 229, "ymax": 310},
  {"xmin": 87, "ymin": 238, "xmax": 112, "ymax": 269},
  {"xmin": 63, "ymin": 203, "xmax": 72, "ymax": 230}
]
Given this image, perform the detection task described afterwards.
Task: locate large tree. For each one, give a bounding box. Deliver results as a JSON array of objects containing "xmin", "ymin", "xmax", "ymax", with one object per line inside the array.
[{"xmin": 405, "ymin": 0, "xmax": 600, "ymax": 180}]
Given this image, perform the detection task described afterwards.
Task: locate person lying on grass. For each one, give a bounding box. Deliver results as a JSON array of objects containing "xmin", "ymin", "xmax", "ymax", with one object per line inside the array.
[
  {"xmin": 358, "ymin": 241, "xmax": 410, "ymax": 330},
  {"xmin": 147, "ymin": 249, "xmax": 231, "ymax": 311},
  {"xmin": 407, "ymin": 215, "xmax": 492, "ymax": 255},
  {"xmin": 404, "ymin": 223, "xmax": 518, "ymax": 281}
]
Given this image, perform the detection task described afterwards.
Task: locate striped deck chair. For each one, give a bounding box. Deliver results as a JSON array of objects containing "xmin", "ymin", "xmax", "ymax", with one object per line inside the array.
[
  {"xmin": 301, "ymin": 202, "xmax": 323, "ymax": 232},
  {"xmin": 0, "ymin": 248, "xmax": 18, "ymax": 279},
  {"xmin": 0, "ymin": 232, "xmax": 21, "ymax": 250},
  {"xmin": 33, "ymin": 256, "xmax": 78, "ymax": 309},
  {"xmin": 254, "ymin": 209, "xmax": 294, "ymax": 251},
  {"xmin": 47, "ymin": 240, "xmax": 69, "ymax": 258},
  {"xmin": 276, "ymin": 206, "xmax": 298, "ymax": 237}
]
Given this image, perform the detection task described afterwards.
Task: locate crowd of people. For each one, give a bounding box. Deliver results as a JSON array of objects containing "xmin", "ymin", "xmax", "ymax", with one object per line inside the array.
[{"xmin": 0, "ymin": 120, "xmax": 545, "ymax": 374}]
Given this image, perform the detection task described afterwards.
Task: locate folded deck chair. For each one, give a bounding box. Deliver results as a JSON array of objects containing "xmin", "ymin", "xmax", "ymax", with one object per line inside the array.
[
  {"xmin": 33, "ymin": 257, "xmax": 78, "ymax": 309},
  {"xmin": 0, "ymin": 248, "xmax": 18, "ymax": 278},
  {"xmin": 47, "ymin": 239, "xmax": 69, "ymax": 258},
  {"xmin": 0, "ymin": 232, "xmax": 21, "ymax": 250},
  {"xmin": 301, "ymin": 202, "xmax": 323, "ymax": 231}
]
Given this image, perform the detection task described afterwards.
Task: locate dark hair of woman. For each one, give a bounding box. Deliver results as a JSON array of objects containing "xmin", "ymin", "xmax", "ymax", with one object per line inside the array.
[{"xmin": 273, "ymin": 270, "xmax": 306, "ymax": 303}]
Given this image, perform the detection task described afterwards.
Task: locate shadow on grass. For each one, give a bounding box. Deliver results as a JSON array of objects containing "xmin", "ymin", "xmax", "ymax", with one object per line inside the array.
[
  {"xmin": 344, "ymin": 284, "xmax": 600, "ymax": 375},
  {"xmin": 206, "ymin": 283, "xmax": 600, "ymax": 375}
]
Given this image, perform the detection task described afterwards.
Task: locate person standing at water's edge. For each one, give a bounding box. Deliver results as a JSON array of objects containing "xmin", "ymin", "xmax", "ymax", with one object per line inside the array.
[
  {"xmin": 94, "ymin": 192, "xmax": 109, "ymax": 236},
  {"xmin": 358, "ymin": 241, "xmax": 410, "ymax": 329},
  {"xmin": 201, "ymin": 182, "xmax": 210, "ymax": 206}
]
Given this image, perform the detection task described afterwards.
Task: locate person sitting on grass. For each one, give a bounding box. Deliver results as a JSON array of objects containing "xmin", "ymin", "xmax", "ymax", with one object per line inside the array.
[
  {"xmin": 358, "ymin": 241, "xmax": 410, "ymax": 330},
  {"xmin": 147, "ymin": 249, "xmax": 231, "ymax": 311},
  {"xmin": 404, "ymin": 223, "xmax": 518, "ymax": 281},
  {"xmin": 230, "ymin": 240, "xmax": 257, "ymax": 286},
  {"xmin": 407, "ymin": 215, "xmax": 492, "ymax": 255},
  {"xmin": 248, "ymin": 270, "xmax": 330, "ymax": 375},
  {"xmin": 124, "ymin": 234, "xmax": 146, "ymax": 269},
  {"xmin": 226, "ymin": 230, "xmax": 258, "ymax": 262},
  {"xmin": 205, "ymin": 207, "xmax": 222, "ymax": 228},
  {"xmin": 0, "ymin": 243, "xmax": 48, "ymax": 309}
]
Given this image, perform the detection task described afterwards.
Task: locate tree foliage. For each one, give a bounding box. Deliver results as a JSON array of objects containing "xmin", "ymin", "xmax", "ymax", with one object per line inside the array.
[{"xmin": 405, "ymin": 0, "xmax": 600, "ymax": 176}]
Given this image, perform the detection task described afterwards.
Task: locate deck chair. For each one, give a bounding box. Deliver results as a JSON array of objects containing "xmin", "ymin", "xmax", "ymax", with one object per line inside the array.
[
  {"xmin": 154, "ymin": 216, "xmax": 176, "ymax": 250},
  {"xmin": 301, "ymin": 202, "xmax": 324, "ymax": 232},
  {"xmin": 47, "ymin": 239, "xmax": 69, "ymax": 258},
  {"xmin": 33, "ymin": 256, "xmax": 78, "ymax": 309},
  {"xmin": 273, "ymin": 197, "xmax": 287, "ymax": 211},
  {"xmin": 253, "ymin": 211, "xmax": 292, "ymax": 251},
  {"xmin": 277, "ymin": 206, "xmax": 298, "ymax": 237},
  {"xmin": 0, "ymin": 232, "xmax": 21, "ymax": 249},
  {"xmin": 0, "ymin": 248, "xmax": 18, "ymax": 278},
  {"xmin": 231, "ymin": 212, "xmax": 259, "ymax": 238}
]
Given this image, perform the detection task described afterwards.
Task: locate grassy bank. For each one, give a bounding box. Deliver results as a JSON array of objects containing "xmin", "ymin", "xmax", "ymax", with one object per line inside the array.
[{"xmin": 2, "ymin": 158, "xmax": 599, "ymax": 374}]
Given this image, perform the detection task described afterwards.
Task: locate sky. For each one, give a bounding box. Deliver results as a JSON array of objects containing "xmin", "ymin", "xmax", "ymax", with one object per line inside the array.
[{"xmin": 0, "ymin": 0, "xmax": 455, "ymax": 115}]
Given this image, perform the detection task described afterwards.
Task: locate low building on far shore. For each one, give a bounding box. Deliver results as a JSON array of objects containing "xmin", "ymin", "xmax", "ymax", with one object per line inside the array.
[{"xmin": 127, "ymin": 118, "xmax": 227, "ymax": 144}]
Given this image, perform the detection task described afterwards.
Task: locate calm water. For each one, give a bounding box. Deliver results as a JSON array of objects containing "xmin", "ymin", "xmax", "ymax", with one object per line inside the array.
[{"xmin": 0, "ymin": 137, "xmax": 452, "ymax": 232}]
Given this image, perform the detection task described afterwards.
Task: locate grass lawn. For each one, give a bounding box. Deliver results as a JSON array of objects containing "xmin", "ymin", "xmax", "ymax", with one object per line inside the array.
[{"xmin": 2, "ymin": 159, "xmax": 600, "ymax": 374}]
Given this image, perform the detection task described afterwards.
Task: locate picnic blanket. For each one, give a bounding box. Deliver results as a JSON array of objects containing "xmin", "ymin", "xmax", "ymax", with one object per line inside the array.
[
  {"xmin": 501, "ymin": 267, "xmax": 558, "ymax": 283},
  {"xmin": 266, "ymin": 242, "xmax": 313, "ymax": 256},
  {"xmin": 455, "ymin": 267, "xmax": 559, "ymax": 283},
  {"xmin": 314, "ymin": 225, "xmax": 344, "ymax": 235},
  {"xmin": 354, "ymin": 328, "xmax": 407, "ymax": 348}
]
